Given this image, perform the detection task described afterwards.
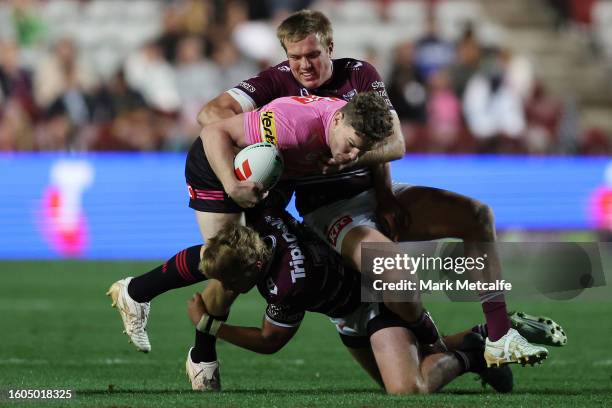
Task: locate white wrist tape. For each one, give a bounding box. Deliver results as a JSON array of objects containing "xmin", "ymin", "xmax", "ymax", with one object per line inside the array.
[{"xmin": 196, "ymin": 313, "xmax": 223, "ymax": 337}]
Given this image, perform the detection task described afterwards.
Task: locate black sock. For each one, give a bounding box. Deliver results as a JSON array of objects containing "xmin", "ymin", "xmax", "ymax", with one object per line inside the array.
[
  {"xmin": 453, "ymin": 350, "xmax": 486, "ymax": 373},
  {"xmin": 407, "ymin": 311, "xmax": 440, "ymax": 345},
  {"xmin": 191, "ymin": 313, "xmax": 229, "ymax": 363},
  {"xmin": 127, "ymin": 245, "xmax": 205, "ymax": 303}
]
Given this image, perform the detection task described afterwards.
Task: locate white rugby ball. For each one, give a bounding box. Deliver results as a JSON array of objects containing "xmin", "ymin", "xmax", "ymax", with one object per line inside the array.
[{"xmin": 234, "ymin": 142, "xmax": 284, "ymax": 190}]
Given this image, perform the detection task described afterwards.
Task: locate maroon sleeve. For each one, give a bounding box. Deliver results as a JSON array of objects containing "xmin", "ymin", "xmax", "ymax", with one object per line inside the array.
[
  {"xmin": 354, "ymin": 61, "xmax": 395, "ymax": 110},
  {"xmin": 227, "ymin": 65, "xmax": 286, "ymax": 110}
]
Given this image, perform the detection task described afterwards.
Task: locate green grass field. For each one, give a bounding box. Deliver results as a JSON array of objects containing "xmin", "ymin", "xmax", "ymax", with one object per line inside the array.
[{"xmin": 1, "ymin": 261, "xmax": 611, "ymax": 407}]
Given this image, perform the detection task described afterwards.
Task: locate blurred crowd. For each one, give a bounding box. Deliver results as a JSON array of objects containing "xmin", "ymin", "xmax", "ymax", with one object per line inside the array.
[{"xmin": 0, "ymin": 0, "xmax": 609, "ymax": 155}]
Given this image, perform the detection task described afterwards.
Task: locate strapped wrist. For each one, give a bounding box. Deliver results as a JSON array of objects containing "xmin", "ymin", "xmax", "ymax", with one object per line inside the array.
[{"xmin": 196, "ymin": 313, "xmax": 223, "ymax": 337}]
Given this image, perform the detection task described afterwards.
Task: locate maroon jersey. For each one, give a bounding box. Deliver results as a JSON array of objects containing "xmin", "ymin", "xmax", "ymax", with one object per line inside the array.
[
  {"xmin": 228, "ymin": 58, "xmax": 395, "ymax": 215},
  {"xmin": 246, "ymin": 209, "xmax": 362, "ymax": 327}
]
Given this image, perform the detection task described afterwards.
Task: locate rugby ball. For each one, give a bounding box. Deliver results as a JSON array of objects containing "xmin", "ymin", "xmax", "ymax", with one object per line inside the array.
[{"xmin": 234, "ymin": 142, "xmax": 284, "ymax": 190}]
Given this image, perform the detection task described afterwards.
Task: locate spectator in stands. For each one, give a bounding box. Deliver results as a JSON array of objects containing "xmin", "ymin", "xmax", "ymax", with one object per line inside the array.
[
  {"xmin": 0, "ymin": 39, "xmax": 37, "ymax": 120},
  {"xmin": 33, "ymin": 37, "xmax": 97, "ymax": 110},
  {"xmin": 413, "ymin": 11, "xmax": 455, "ymax": 81},
  {"xmin": 124, "ymin": 40, "xmax": 181, "ymax": 114},
  {"xmin": 0, "ymin": 99, "xmax": 35, "ymax": 151},
  {"xmin": 170, "ymin": 35, "xmax": 221, "ymax": 150},
  {"xmin": 463, "ymin": 50, "xmax": 526, "ymax": 153},
  {"xmin": 426, "ymin": 69, "xmax": 462, "ymax": 152},
  {"xmin": 449, "ymin": 23, "xmax": 482, "ymax": 99},
  {"xmin": 90, "ymin": 69, "xmax": 148, "ymax": 124},
  {"xmin": 387, "ymin": 41, "xmax": 427, "ymax": 124},
  {"xmin": 524, "ymin": 81, "xmax": 563, "ymax": 154},
  {"xmin": 387, "ymin": 41, "xmax": 428, "ymax": 152}
]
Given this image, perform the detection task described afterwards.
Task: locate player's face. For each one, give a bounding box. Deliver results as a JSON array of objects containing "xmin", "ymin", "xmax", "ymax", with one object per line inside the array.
[
  {"xmin": 285, "ymin": 34, "xmax": 333, "ymax": 89},
  {"xmin": 218, "ymin": 272, "xmax": 257, "ymax": 294},
  {"xmin": 328, "ymin": 114, "xmax": 371, "ymax": 165}
]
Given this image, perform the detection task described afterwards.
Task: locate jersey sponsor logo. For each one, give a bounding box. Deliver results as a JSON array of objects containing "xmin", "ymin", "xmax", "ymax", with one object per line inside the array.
[
  {"xmin": 278, "ymin": 65, "xmax": 290, "ymax": 72},
  {"xmin": 267, "ymin": 216, "xmax": 307, "ymax": 283},
  {"xmin": 342, "ymin": 89, "xmax": 357, "ymax": 100},
  {"xmin": 259, "ymin": 110, "xmax": 278, "ymax": 145},
  {"xmin": 238, "ymin": 81, "xmax": 256, "ymax": 93},
  {"xmin": 291, "ymin": 95, "xmax": 341, "ymax": 104},
  {"xmin": 187, "ymin": 184, "xmax": 196, "ymax": 199},
  {"xmin": 371, "ymin": 81, "xmax": 386, "ymax": 89},
  {"xmin": 327, "ymin": 215, "xmax": 353, "ymax": 246},
  {"xmin": 345, "ymin": 61, "xmax": 363, "ymax": 70},
  {"xmin": 234, "ymin": 159, "xmax": 253, "ymax": 180}
]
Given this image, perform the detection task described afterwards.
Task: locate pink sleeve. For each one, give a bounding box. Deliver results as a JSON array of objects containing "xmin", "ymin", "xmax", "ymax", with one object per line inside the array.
[{"xmin": 244, "ymin": 111, "xmax": 261, "ymax": 145}]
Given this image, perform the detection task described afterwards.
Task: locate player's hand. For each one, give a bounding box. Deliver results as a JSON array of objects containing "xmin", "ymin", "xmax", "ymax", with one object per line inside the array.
[
  {"xmin": 187, "ymin": 293, "xmax": 207, "ymax": 326},
  {"xmin": 376, "ymin": 191, "xmax": 410, "ymax": 241},
  {"xmin": 227, "ymin": 180, "xmax": 269, "ymax": 208},
  {"xmin": 318, "ymin": 155, "xmax": 357, "ymax": 174}
]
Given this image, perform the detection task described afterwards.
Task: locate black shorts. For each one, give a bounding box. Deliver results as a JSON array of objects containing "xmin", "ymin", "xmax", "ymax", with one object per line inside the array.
[
  {"xmin": 185, "ymin": 137, "xmax": 295, "ymax": 213},
  {"xmin": 185, "ymin": 137, "xmax": 243, "ymax": 213}
]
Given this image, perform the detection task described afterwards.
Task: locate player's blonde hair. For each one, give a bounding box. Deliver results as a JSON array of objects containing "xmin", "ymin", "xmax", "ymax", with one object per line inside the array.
[
  {"xmin": 276, "ymin": 10, "xmax": 333, "ymax": 51},
  {"xmin": 199, "ymin": 224, "xmax": 271, "ymax": 284},
  {"xmin": 340, "ymin": 91, "xmax": 394, "ymax": 144}
]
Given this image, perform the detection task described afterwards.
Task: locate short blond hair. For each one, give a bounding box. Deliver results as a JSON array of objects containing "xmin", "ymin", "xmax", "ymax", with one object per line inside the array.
[
  {"xmin": 200, "ymin": 224, "xmax": 271, "ymax": 283},
  {"xmin": 276, "ymin": 10, "xmax": 333, "ymax": 51}
]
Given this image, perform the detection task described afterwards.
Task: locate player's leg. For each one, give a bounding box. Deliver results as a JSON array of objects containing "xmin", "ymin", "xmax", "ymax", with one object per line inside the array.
[
  {"xmin": 392, "ymin": 185, "xmax": 548, "ymax": 365},
  {"xmin": 338, "ymin": 334, "xmax": 384, "ymax": 388},
  {"xmin": 370, "ymin": 326, "xmax": 462, "ymax": 394},
  {"xmin": 341, "ymin": 225, "xmax": 442, "ymax": 344},
  {"xmin": 303, "ymin": 190, "xmax": 438, "ymax": 345}
]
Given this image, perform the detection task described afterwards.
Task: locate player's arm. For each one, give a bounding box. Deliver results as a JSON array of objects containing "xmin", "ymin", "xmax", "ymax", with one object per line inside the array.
[
  {"xmin": 197, "ymin": 68, "xmax": 279, "ymax": 126},
  {"xmin": 201, "ymin": 114, "xmax": 265, "ymax": 207},
  {"xmin": 197, "ymin": 92, "xmax": 244, "ymax": 127},
  {"xmin": 354, "ymin": 110, "xmax": 405, "ymax": 166},
  {"xmin": 188, "ymin": 293, "xmax": 298, "ymax": 354},
  {"xmin": 216, "ymin": 318, "xmax": 299, "ymax": 355}
]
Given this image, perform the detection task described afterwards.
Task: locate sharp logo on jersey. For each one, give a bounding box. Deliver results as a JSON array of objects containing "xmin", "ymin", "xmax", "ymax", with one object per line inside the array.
[
  {"xmin": 291, "ymin": 95, "xmax": 341, "ymax": 104},
  {"xmin": 268, "ymin": 217, "xmax": 307, "ymax": 283},
  {"xmin": 234, "ymin": 159, "xmax": 252, "ymax": 180},
  {"xmin": 327, "ymin": 215, "xmax": 353, "ymax": 246},
  {"xmin": 238, "ymin": 81, "xmax": 256, "ymax": 93},
  {"xmin": 259, "ymin": 110, "xmax": 278, "ymax": 145},
  {"xmin": 343, "ymin": 89, "xmax": 357, "ymax": 100},
  {"xmin": 278, "ymin": 65, "xmax": 290, "ymax": 72}
]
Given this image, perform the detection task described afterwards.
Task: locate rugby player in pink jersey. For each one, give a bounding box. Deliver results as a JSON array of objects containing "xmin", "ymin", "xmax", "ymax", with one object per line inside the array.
[{"xmin": 107, "ymin": 10, "xmax": 564, "ymax": 389}]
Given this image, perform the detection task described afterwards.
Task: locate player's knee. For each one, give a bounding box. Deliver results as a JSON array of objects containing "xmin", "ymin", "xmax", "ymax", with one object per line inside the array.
[
  {"xmin": 470, "ymin": 201, "xmax": 495, "ymax": 240},
  {"xmin": 385, "ymin": 380, "xmax": 428, "ymax": 395}
]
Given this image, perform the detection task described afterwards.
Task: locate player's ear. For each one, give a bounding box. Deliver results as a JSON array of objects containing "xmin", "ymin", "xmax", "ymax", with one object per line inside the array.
[
  {"xmin": 328, "ymin": 41, "xmax": 334, "ymax": 57},
  {"xmin": 332, "ymin": 110, "xmax": 344, "ymax": 126}
]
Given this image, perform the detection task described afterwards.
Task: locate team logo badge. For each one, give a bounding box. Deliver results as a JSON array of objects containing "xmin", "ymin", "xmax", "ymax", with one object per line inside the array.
[{"xmin": 327, "ymin": 215, "xmax": 353, "ymax": 246}]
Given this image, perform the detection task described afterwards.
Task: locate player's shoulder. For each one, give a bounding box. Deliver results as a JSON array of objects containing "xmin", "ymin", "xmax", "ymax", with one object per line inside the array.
[
  {"xmin": 334, "ymin": 57, "xmax": 379, "ymax": 75},
  {"xmin": 260, "ymin": 61, "xmax": 293, "ymax": 77}
]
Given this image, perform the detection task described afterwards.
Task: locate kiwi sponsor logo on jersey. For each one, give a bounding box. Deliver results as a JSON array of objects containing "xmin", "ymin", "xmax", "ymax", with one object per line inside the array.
[
  {"xmin": 259, "ymin": 110, "xmax": 278, "ymax": 145},
  {"xmin": 238, "ymin": 81, "xmax": 256, "ymax": 93}
]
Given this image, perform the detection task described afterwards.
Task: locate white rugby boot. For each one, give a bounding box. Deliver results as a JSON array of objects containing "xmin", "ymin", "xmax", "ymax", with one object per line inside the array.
[
  {"xmin": 106, "ymin": 277, "xmax": 151, "ymax": 353},
  {"xmin": 485, "ymin": 328, "xmax": 548, "ymax": 367},
  {"xmin": 185, "ymin": 347, "xmax": 221, "ymax": 391},
  {"xmin": 509, "ymin": 311, "xmax": 567, "ymax": 347}
]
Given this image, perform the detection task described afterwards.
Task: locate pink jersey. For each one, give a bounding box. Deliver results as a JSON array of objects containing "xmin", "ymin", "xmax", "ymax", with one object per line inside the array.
[{"xmin": 244, "ymin": 95, "xmax": 347, "ymax": 177}]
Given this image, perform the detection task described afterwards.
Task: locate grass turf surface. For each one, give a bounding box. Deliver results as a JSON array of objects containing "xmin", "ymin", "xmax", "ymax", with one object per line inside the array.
[{"xmin": 1, "ymin": 261, "xmax": 611, "ymax": 407}]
